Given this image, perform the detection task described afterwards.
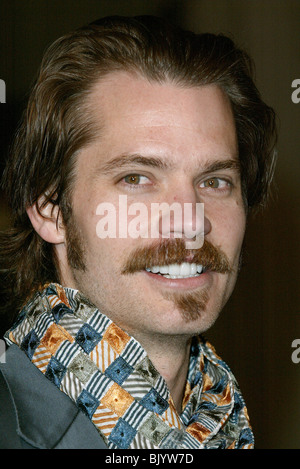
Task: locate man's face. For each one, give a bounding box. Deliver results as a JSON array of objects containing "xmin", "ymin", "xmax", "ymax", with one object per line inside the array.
[{"xmin": 59, "ymin": 72, "xmax": 246, "ymax": 343}]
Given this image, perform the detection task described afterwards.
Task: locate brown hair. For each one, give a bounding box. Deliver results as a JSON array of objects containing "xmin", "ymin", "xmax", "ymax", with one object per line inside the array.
[{"xmin": 0, "ymin": 15, "xmax": 277, "ymax": 321}]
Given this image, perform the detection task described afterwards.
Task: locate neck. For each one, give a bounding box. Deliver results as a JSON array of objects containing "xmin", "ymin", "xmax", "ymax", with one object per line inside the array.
[{"xmin": 135, "ymin": 333, "xmax": 192, "ymax": 414}]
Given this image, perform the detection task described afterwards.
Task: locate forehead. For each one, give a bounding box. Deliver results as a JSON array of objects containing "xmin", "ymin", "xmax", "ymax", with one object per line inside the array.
[
  {"xmin": 81, "ymin": 71, "xmax": 237, "ymax": 171},
  {"xmin": 88, "ymin": 71, "xmax": 235, "ymax": 127}
]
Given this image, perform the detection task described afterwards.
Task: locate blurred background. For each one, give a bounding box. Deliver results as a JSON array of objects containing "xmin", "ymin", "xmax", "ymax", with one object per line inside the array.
[{"xmin": 0, "ymin": 0, "xmax": 299, "ymax": 449}]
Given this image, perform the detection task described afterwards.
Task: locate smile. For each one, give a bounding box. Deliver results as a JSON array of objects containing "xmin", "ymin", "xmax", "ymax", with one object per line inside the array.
[{"xmin": 145, "ymin": 262, "xmax": 204, "ymax": 279}]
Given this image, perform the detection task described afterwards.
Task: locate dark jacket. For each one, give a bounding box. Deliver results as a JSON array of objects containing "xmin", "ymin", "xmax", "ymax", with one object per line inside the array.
[{"xmin": 0, "ymin": 344, "xmax": 107, "ymax": 449}]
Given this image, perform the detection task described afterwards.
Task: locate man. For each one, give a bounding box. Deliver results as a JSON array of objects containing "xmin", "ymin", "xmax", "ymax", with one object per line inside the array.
[{"xmin": 0, "ymin": 16, "xmax": 277, "ymax": 449}]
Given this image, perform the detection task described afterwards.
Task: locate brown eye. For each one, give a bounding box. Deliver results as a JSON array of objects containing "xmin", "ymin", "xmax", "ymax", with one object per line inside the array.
[
  {"xmin": 124, "ymin": 174, "xmax": 141, "ymax": 185},
  {"xmin": 123, "ymin": 174, "xmax": 151, "ymax": 186},
  {"xmin": 200, "ymin": 177, "xmax": 231, "ymax": 193},
  {"xmin": 203, "ymin": 178, "xmax": 220, "ymax": 188}
]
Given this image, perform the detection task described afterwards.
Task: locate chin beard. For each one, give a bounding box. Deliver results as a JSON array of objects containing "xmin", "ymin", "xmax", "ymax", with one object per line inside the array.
[{"xmin": 163, "ymin": 288, "xmax": 210, "ymax": 322}]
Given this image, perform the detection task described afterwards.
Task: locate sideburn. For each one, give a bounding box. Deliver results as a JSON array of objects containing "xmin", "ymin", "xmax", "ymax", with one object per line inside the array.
[
  {"xmin": 61, "ymin": 200, "xmax": 86, "ymax": 272},
  {"xmin": 65, "ymin": 216, "xmax": 86, "ymax": 272}
]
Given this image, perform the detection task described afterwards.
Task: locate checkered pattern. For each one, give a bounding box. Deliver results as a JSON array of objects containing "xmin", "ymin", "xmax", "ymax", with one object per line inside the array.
[{"xmin": 5, "ymin": 283, "xmax": 254, "ymax": 449}]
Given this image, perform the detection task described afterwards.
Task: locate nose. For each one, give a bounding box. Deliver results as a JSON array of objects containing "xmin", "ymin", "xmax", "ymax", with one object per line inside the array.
[{"xmin": 155, "ymin": 185, "xmax": 211, "ymax": 249}]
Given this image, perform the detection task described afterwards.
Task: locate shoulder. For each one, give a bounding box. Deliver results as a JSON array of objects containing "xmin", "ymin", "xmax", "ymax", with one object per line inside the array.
[
  {"xmin": 0, "ymin": 359, "xmax": 30, "ymax": 448},
  {"xmin": 0, "ymin": 344, "xmax": 106, "ymax": 449}
]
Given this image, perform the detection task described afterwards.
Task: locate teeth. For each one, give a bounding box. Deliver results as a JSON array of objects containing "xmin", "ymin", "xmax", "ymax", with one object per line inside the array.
[
  {"xmin": 168, "ymin": 264, "xmax": 181, "ymax": 275},
  {"xmin": 146, "ymin": 263, "xmax": 203, "ymax": 278},
  {"xmin": 180, "ymin": 262, "xmax": 192, "ymax": 276}
]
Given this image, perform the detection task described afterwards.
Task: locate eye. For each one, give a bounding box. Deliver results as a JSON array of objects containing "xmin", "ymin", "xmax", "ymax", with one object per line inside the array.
[
  {"xmin": 123, "ymin": 174, "xmax": 151, "ymax": 185},
  {"xmin": 200, "ymin": 177, "xmax": 230, "ymax": 190}
]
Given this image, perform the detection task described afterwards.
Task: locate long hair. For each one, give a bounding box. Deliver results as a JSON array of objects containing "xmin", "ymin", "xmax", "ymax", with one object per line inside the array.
[{"xmin": 0, "ymin": 15, "xmax": 277, "ymax": 321}]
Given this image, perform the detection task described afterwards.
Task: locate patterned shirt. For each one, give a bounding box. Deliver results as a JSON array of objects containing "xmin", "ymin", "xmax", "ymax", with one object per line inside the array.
[{"xmin": 5, "ymin": 283, "xmax": 254, "ymax": 449}]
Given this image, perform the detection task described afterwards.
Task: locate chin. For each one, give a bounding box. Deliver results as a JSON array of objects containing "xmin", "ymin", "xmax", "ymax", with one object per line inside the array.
[{"xmin": 150, "ymin": 303, "xmax": 221, "ymax": 338}]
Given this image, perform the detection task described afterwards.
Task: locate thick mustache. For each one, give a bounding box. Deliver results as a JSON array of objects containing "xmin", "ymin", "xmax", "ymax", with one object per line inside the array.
[{"xmin": 122, "ymin": 238, "xmax": 231, "ymax": 274}]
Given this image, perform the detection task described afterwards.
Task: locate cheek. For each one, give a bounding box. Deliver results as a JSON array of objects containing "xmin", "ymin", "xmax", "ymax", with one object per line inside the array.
[
  {"xmin": 227, "ymin": 211, "xmax": 246, "ymax": 265},
  {"xmin": 83, "ymin": 225, "xmax": 137, "ymax": 278},
  {"xmin": 208, "ymin": 203, "xmax": 246, "ymax": 257}
]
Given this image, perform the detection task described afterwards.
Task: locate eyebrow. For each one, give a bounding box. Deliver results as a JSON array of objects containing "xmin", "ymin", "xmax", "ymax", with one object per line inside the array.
[
  {"xmin": 200, "ymin": 158, "xmax": 241, "ymax": 175},
  {"xmin": 100, "ymin": 154, "xmax": 174, "ymax": 174},
  {"xmin": 99, "ymin": 153, "xmax": 240, "ymax": 176}
]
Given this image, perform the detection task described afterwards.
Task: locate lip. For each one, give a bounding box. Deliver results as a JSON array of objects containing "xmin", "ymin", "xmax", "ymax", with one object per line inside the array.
[{"xmin": 142, "ymin": 269, "xmax": 214, "ymax": 290}]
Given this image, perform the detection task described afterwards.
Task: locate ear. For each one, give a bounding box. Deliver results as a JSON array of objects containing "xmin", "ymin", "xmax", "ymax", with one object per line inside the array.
[{"xmin": 26, "ymin": 199, "xmax": 65, "ymax": 244}]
